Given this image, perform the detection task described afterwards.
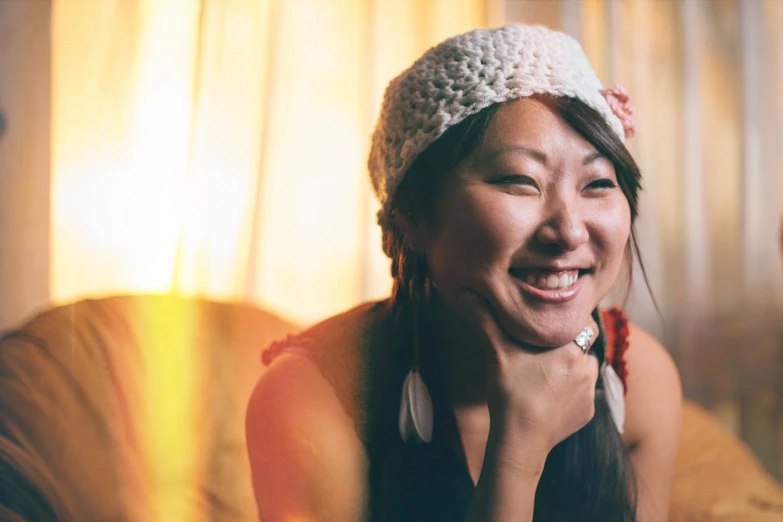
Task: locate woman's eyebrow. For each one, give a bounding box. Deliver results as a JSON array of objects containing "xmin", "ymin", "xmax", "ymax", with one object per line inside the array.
[
  {"xmin": 583, "ymin": 151, "xmax": 605, "ymax": 165},
  {"xmin": 484, "ymin": 145, "xmax": 547, "ymax": 164},
  {"xmin": 484, "ymin": 147, "xmax": 606, "ymax": 167}
]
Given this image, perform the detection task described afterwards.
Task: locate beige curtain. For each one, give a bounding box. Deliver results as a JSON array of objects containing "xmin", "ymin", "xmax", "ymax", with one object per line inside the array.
[{"xmin": 51, "ymin": 0, "xmax": 497, "ymax": 327}]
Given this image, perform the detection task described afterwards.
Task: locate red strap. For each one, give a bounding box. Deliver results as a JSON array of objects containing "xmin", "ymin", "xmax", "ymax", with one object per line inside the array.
[{"xmin": 601, "ymin": 307, "xmax": 630, "ymax": 395}]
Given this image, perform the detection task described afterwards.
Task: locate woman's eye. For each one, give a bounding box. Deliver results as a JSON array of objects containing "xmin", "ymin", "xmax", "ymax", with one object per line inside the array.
[
  {"xmin": 494, "ymin": 174, "xmax": 538, "ymax": 188},
  {"xmin": 585, "ymin": 179, "xmax": 617, "ymax": 190}
]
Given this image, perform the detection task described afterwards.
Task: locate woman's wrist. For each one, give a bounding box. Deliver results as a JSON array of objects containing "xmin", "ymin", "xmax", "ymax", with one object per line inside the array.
[
  {"xmin": 485, "ymin": 420, "xmax": 549, "ymax": 479},
  {"xmin": 465, "ymin": 422, "xmax": 545, "ymax": 522}
]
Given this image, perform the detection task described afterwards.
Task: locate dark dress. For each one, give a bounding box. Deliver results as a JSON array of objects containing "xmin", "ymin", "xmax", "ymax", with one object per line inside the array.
[{"xmin": 261, "ymin": 300, "xmax": 630, "ymax": 522}]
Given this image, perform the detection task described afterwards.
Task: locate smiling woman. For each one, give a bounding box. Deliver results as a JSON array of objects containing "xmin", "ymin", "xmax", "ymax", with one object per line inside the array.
[
  {"xmin": 246, "ymin": 24, "xmax": 682, "ymax": 522},
  {"xmin": 398, "ymin": 96, "xmax": 635, "ymax": 349}
]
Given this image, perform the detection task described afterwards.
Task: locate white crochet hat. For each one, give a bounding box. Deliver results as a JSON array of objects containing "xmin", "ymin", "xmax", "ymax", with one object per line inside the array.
[{"xmin": 369, "ymin": 24, "xmax": 629, "ymax": 232}]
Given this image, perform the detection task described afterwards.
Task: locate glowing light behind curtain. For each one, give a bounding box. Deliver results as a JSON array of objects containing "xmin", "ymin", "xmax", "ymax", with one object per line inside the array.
[
  {"xmin": 51, "ymin": 0, "xmax": 272, "ymax": 304},
  {"xmin": 253, "ymin": 0, "xmax": 493, "ymax": 325},
  {"xmin": 174, "ymin": 0, "xmax": 273, "ymax": 299},
  {"xmin": 52, "ymin": 0, "xmax": 491, "ymax": 326},
  {"xmin": 53, "ymin": 0, "xmax": 197, "ymax": 300}
]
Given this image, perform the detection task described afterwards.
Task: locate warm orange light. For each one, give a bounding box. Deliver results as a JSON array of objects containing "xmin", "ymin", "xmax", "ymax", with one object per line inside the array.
[
  {"xmin": 49, "ymin": 1, "xmax": 487, "ymax": 515},
  {"xmin": 52, "ymin": 2, "xmax": 205, "ymax": 520},
  {"xmin": 51, "ymin": 0, "xmax": 487, "ymax": 323},
  {"xmin": 51, "ymin": 0, "xmax": 200, "ymax": 301}
]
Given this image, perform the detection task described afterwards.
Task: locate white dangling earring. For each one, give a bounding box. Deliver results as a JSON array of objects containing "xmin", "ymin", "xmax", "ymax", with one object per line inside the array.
[
  {"xmin": 399, "ymin": 369, "xmax": 433, "ymax": 443},
  {"xmin": 398, "ymin": 276, "xmax": 433, "ymax": 443},
  {"xmin": 602, "ymin": 364, "xmax": 626, "ymax": 434}
]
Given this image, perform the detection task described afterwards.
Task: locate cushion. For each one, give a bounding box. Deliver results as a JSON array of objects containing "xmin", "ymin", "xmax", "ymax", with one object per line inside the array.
[
  {"xmin": 0, "ymin": 294, "xmax": 296, "ymax": 521},
  {"xmin": 671, "ymin": 401, "xmax": 783, "ymax": 521}
]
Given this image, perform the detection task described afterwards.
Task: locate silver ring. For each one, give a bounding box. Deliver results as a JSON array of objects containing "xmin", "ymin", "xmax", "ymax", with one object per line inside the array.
[{"xmin": 573, "ymin": 326, "xmax": 595, "ymax": 354}]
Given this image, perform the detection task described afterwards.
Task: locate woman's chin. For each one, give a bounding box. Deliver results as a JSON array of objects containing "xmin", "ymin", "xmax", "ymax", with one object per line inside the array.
[
  {"xmin": 498, "ymin": 309, "xmax": 590, "ymax": 349},
  {"xmin": 509, "ymin": 329, "xmax": 580, "ymax": 350}
]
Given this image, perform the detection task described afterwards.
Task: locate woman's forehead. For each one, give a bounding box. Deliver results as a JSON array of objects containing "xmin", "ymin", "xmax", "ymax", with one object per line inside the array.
[{"xmin": 478, "ymin": 99, "xmax": 601, "ymax": 165}]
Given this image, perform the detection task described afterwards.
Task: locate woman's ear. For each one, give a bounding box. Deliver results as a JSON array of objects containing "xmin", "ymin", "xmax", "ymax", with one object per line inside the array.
[{"xmin": 393, "ymin": 210, "xmax": 429, "ymax": 254}]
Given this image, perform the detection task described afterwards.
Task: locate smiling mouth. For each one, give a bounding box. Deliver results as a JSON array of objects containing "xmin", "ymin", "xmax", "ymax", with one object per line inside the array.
[{"xmin": 509, "ymin": 268, "xmax": 590, "ymax": 291}]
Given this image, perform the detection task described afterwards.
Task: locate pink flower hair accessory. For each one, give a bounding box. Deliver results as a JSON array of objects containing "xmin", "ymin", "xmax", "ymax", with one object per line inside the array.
[{"xmin": 600, "ymin": 85, "xmax": 637, "ymax": 139}]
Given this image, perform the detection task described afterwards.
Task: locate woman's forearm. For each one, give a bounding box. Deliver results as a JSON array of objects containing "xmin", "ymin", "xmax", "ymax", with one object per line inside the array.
[{"xmin": 464, "ymin": 425, "xmax": 547, "ymax": 522}]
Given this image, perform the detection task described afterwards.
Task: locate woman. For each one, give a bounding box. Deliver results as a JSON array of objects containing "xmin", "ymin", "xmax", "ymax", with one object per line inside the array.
[{"xmin": 246, "ymin": 24, "xmax": 682, "ymax": 522}]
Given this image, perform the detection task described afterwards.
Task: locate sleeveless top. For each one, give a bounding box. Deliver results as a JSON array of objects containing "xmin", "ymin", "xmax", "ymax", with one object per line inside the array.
[{"xmin": 261, "ymin": 300, "xmax": 631, "ymax": 521}]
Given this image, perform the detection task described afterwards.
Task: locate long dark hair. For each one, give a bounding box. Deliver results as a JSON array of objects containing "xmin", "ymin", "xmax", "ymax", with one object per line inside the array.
[{"xmin": 384, "ymin": 95, "xmax": 641, "ymax": 521}]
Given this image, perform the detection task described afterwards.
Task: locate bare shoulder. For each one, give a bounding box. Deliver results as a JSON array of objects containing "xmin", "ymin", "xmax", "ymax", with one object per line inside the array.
[
  {"xmin": 621, "ymin": 322, "xmax": 683, "ymax": 521},
  {"xmin": 622, "ymin": 322, "xmax": 683, "ymax": 446},
  {"xmin": 245, "ymin": 353, "xmax": 368, "ymax": 522}
]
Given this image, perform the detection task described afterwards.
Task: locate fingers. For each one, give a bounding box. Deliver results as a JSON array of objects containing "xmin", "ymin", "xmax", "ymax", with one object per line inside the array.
[
  {"xmin": 567, "ymin": 319, "xmax": 601, "ymax": 385},
  {"xmin": 579, "ymin": 336, "xmax": 601, "ymax": 389},
  {"xmin": 586, "ymin": 346, "xmax": 600, "ymax": 380},
  {"xmin": 567, "ymin": 316, "xmax": 600, "ymax": 355}
]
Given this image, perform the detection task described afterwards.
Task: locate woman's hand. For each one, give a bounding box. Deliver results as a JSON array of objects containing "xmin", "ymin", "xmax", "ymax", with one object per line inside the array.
[{"xmin": 455, "ymin": 290, "xmax": 600, "ymax": 458}]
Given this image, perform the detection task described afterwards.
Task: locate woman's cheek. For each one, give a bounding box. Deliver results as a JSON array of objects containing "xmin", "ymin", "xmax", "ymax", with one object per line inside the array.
[
  {"xmin": 426, "ymin": 219, "xmax": 510, "ymax": 295},
  {"xmin": 428, "ymin": 228, "xmax": 490, "ymax": 289},
  {"xmin": 591, "ymin": 200, "xmax": 631, "ymax": 275},
  {"xmin": 595, "ymin": 195, "xmax": 630, "ymax": 238}
]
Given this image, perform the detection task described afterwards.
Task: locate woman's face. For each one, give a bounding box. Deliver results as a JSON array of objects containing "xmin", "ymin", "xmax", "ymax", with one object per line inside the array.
[{"xmin": 410, "ymin": 98, "xmax": 631, "ymax": 347}]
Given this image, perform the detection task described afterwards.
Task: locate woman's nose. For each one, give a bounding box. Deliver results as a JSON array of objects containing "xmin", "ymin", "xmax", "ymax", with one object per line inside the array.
[{"xmin": 534, "ymin": 201, "xmax": 589, "ymax": 252}]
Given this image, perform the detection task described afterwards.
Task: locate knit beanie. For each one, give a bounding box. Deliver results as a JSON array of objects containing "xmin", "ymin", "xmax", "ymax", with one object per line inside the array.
[{"xmin": 368, "ymin": 24, "xmax": 633, "ymax": 234}]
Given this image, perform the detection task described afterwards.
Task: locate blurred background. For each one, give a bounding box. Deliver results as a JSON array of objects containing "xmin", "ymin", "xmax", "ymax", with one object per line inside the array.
[{"xmin": 0, "ymin": 0, "xmax": 781, "ymax": 486}]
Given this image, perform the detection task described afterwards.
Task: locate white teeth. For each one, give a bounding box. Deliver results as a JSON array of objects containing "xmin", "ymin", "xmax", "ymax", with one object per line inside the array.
[{"xmin": 524, "ymin": 271, "xmax": 580, "ymax": 290}]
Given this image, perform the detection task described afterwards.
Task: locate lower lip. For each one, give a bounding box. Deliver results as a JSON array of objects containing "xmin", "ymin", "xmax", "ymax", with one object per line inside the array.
[{"xmin": 514, "ymin": 274, "xmax": 584, "ymax": 302}]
